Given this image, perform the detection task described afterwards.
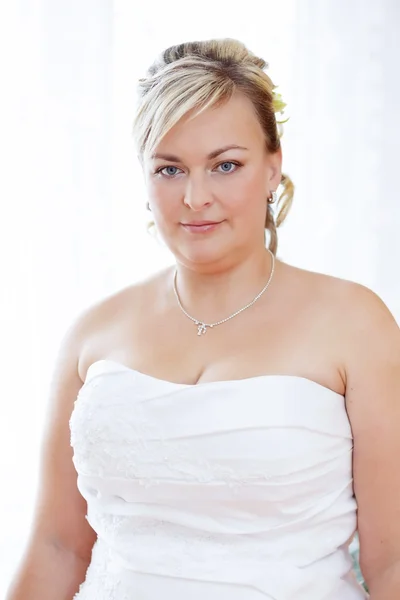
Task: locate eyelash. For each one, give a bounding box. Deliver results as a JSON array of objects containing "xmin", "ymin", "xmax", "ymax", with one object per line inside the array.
[{"xmin": 154, "ymin": 161, "xmax": 242, "ymax": 178}]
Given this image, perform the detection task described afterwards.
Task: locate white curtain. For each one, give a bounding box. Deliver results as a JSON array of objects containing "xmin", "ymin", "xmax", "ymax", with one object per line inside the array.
[
  {"xmin": 280, "ymin": 0, "xmax": 400, "ymax": 317},
  {"xmin": 0, "ymin": 0, "xmax": 118, "ymax": 588},
  {"xmin": 1, "ymin": 0, "xmax": 399, "ymax": 593}
]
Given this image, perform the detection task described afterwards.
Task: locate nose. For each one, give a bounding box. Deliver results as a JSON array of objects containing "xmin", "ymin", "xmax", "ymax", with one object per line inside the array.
[{"xmin": 183, "ymin": 177, "xmax": 213, "ymax": 211}]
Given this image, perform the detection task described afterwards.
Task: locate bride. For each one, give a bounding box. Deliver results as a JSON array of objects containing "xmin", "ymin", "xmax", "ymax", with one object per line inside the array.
[{"xmin": 7, "ymin": 38, "xmax": 400, "ymax": 599}]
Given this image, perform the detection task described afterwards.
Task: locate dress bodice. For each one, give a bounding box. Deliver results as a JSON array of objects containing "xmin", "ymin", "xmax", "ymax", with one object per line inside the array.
[{"xmin": 69, "ymin": 359, "xmax": 367, "ymax": 599}]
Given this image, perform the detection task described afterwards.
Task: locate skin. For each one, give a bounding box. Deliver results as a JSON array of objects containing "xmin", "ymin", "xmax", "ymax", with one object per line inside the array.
[
  {"xmin": 8, "ymin": 91, "xmax": 400, "ymax": 599},
  {"xmin": 144, "ymin": 92, "xmax": 281, "ymax": 281}
]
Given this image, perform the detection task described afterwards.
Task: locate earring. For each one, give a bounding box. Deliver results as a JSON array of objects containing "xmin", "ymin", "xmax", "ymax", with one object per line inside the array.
[
  {"xmin": 267, "ymin": 191, "xmax": 277, "ymax": 204},
  {"xmin": 146, "ymin": 201, "xmax": 151, "ymax": 211}
]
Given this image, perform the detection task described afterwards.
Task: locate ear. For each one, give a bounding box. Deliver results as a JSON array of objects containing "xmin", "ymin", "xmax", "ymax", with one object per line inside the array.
[{"xmin": 266, "ymin": 147, "xmax": 283, "ymax": 192}]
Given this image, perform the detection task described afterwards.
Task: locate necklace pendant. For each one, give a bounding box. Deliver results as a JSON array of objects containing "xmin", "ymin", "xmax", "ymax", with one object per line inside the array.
[{"xmin": 196, "ymin": 322, "xmax": 207, "ymax": 336}]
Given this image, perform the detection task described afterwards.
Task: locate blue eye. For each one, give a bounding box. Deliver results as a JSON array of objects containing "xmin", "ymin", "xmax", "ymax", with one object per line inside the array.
[
  {"xmin": 157, "ymin": 166, "xmax": 181, "ymax": 177},
  {"xmin": 217, "ymin": 161, "xmax": 239, "ymax": 173},
  {"xmin": 155, "ymin": 165, "xmax": 180, "ymax": 179}
]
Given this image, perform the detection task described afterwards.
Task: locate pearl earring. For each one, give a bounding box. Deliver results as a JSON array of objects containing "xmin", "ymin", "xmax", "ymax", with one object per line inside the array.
[{"xmin": 267, "ymin": 191, "xmax": 277, "ymax": 204}]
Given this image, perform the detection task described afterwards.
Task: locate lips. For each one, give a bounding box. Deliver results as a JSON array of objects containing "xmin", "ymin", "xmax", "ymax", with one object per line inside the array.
[
  {"xmin": 182, "ymin": 221, "xmax": 221, "ymax": 226},
  {"xmin": 181, "ymin": 221, "xmax": 223, "ymax": 233}
]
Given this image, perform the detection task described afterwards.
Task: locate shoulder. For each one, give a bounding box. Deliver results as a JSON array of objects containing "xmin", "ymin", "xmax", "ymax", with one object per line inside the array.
[
  {"xmin": 336, "ymin": 280, "xmax": 400, "ymax": 382},
  {"xmin": 278, "ymin": 258, "xmax": 396, "ymax": 322},
  {"xmin": 278, "ymin": 258, "xmax": 399, "ymax": 362},
  {"xmin": 275, "ymin": 259, "xmax": 364, "ymax": 315},
  {"xmin": 313, "ymin": 270, "xmax": 399, "ymax": 346},
  {"xmin": 80, "ymin": 265, "xmax": 174, "ymax": 322},
  {"xmin": 73, "ymin": 266, "xmax": 174, "ymax": 374},
  {"xmin": 105, "ymin": 265, "xmax": 175, "ymax": 318}
]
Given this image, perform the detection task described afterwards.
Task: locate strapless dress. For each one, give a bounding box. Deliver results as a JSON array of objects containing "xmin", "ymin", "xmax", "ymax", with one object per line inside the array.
[{"xmin": 69, "ymin": 359, "xmax": 368, "ymax": 599}]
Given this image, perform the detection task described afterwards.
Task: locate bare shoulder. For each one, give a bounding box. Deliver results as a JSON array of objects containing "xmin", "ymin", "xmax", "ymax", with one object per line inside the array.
[
  {"xmin": 280, "ymin": 259, "xmax": 399, "ymax": 379},
  {"xmin": 333, "ymin": 277, "xmax": 400, "ymax": 386},
  {"xmin": 304, "ymin": 265, "xmax": 399, "ymax": 341},
  {"xmin": 84, "ymin": 265, "xmax": 173, "ymax": 322},
  {"xmin": 279, "ymin": 258, "xmax": 396, "ymax": 321},
  {"xmin": 76, "ymin": 266, "xmax": 173, "ymax": 379},
  {"xmin": 278, "ymin": 258, "xmax": 357, "ymax": 297}
]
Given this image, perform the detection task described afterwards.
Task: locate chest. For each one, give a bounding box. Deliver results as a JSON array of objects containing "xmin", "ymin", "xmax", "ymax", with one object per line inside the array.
[{"xmin": 98, "ymin": 297, "xmax": 330, "ymax": 387}]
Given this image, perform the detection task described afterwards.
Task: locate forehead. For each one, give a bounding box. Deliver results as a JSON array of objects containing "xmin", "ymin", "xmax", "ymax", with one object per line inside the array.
[{"xmin": 153, "ymin": 92, "xmax": 265, "ymax": 159}]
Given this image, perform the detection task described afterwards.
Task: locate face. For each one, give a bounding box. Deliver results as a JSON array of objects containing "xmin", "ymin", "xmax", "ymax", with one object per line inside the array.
[{"xmin": 143, "ymin": 91, "xmax": 282, "ymax": 269}]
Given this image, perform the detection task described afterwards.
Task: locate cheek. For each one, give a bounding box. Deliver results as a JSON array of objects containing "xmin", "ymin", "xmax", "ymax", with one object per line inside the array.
[
  {"xmin": 219, "ymin": 171, "xmax": 265, "ymax": 213},
  {"xmin": 147, "ymin": 181, "xmax": 181, "ymax": 222}
]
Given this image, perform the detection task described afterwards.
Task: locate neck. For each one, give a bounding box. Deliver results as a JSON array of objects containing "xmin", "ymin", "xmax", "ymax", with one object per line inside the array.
[{"xmin": 172, "ymin": 248, "xmax": 276, "ymax": 323}]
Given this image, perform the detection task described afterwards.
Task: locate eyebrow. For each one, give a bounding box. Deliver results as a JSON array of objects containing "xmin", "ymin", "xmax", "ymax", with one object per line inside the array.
[{"xmin": 150, "ymin": 144, "xmax": 249, "ymax": 162}]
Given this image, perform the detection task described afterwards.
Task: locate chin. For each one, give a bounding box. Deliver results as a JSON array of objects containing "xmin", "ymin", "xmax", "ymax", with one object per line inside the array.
[
  {"xmin": 162, "ymin": 230, "xmax": 229, "ymax": 265},
  {"xmin": 180, "ymin": 245, "xmax": 228, "ymax": 266}
]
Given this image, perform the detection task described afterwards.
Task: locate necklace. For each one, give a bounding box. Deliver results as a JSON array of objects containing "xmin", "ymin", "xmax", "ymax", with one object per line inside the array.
[{"xmin": 173, "ymin": 249, "xmax": 275, "ymax": 336}]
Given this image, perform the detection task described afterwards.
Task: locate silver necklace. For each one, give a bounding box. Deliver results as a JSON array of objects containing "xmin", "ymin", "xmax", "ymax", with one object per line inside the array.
[{"xmin": 173, "ymin": 249, "xmax": 275, "ymax": 336}]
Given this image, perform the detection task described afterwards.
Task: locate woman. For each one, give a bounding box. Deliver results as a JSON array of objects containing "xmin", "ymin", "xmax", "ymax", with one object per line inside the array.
[{"xmin": 7, "ymin": 38, "xmax": 400, "ymax": 600}]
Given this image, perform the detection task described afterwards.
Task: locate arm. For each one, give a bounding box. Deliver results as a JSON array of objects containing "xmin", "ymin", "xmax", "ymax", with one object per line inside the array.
[
  {"xmin": 343, "ymin": 285, "xmax": 400, "ymax": 599},
  {"xmin": 6, "ymin": 307, "xmax": 98, "ymax": 600}
]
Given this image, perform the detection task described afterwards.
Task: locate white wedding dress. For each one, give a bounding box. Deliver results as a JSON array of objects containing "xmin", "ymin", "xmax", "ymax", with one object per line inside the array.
[{"xmin": 69, "ymin": 359, "xmax": 368, "ymax": 599}]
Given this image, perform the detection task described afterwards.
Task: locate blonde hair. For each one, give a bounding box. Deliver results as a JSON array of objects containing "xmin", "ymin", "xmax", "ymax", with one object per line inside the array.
[{"xmin": 132, "ymin": 38, "xmax": 295, "ymax": 255}]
